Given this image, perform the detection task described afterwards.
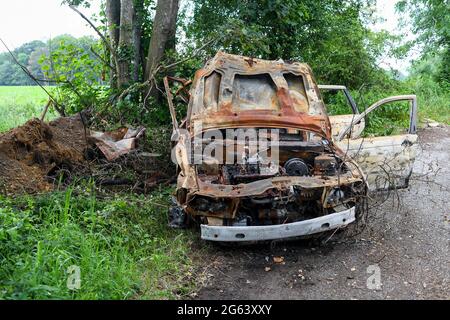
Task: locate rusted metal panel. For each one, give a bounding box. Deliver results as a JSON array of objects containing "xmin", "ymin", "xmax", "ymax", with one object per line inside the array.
[
  {"xmin": 194, "ymin": 175, "xmax": 361, "ymax": 198},
  {"xmin": 186, "ymin": 52, "xmax": 332, "ymax": 139}
]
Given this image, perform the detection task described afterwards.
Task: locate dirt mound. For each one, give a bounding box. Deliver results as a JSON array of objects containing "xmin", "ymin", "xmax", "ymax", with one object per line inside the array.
[{"xmin": 0, "ymin": 115, "xmax": 88, "ymax": 194}]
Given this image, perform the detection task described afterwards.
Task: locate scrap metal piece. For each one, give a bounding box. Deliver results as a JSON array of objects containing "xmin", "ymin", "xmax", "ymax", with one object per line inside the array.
[{"xmin": 90, "ymin": 127, "xmax": 146, "ymax": 161}]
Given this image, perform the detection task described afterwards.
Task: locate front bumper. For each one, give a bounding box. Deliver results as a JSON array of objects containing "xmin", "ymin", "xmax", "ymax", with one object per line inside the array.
[{"xmin": 201, "ymin": 206, "xmax": 356, "ymax": 242}]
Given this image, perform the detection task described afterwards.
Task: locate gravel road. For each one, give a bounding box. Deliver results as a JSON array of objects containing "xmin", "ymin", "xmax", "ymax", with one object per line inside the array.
[{"xmin": 196, "ymin": 126, "xmax": 449, "ymax": 300}]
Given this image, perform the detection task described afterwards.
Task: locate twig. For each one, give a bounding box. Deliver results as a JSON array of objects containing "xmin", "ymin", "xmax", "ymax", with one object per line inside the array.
[
  {"xmin": 162, "ymin": 38, "xmax": 216, "ymax": 70},
  {"xmin": 118, "ymin": 38, "xmax": 218, "ymax": 102},
  {"xmin": 69, "ymin": 5, "xmax": 115, "ymax": 57},
  {"xmin": 90, "ymin": 45, "xmax": 114, "ymax": 70},
  {"xmin": 69, "ymin": 5, "xmax": 118, "ymax": 75},
  {"xmin": 40, "ymin": 99, "xmax": 52, "ymax": 121},
  {"xmin": 118, "ymin": 78, "xmax": 154, "ymax": 101}
]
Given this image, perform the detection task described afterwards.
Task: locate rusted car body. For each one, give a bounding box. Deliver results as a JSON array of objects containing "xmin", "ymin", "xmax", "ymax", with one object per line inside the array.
[{"xmin": 165, "ymin": 52, "xmax": 418, "ymax": 242}]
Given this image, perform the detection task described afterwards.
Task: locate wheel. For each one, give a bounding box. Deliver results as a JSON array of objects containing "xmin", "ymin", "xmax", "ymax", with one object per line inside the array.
[{"xmin": 168, "ymin": 205, "xmax": 187, "ymax": 228}]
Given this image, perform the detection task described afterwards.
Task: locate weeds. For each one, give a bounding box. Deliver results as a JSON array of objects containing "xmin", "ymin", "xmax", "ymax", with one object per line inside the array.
[{"xmin": 0, "ymin": 184, "xmax": 196, "ymax": 300}]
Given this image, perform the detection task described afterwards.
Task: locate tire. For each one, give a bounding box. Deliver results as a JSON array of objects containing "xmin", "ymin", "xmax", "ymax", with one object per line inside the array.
[{"xmin": 168, "ymin": 205, "xmax": 187, "ymax": 228}]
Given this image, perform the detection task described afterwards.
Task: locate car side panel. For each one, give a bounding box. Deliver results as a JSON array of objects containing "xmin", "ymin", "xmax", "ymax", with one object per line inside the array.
[{"xmin": 336, "ymin": 134, "xmax": 418, "ymax": 191}]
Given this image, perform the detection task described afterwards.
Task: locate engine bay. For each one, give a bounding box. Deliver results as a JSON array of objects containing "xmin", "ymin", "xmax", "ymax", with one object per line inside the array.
[{"xmin": 178, "ymin": 128, "xmax": 364, "ymax": 227}]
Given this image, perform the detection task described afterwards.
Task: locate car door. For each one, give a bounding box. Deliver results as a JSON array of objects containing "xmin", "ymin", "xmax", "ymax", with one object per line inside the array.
[
  {"xmin": 335, "ymin": 95, "xmax": 418, "ymax": 191},
  {"xmin": 319, "ymin": 85, "xmax": 365, "ymax": 140}
]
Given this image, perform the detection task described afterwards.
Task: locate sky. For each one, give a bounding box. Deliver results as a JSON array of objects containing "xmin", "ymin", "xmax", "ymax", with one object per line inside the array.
[
  {"xmin": 372, "ymin": 0, "xmax": 418, "ymax": 73},
  {"xmin": 0, "ymin": 0, "xmax": 101, "ymax": 50},
  {"xmin": 373, "ymin": 0, "xmax": 401, "ymax": 33},
  {"xmin": 0, "ymin": 0, "xmax": 415, "ymax": 72}
]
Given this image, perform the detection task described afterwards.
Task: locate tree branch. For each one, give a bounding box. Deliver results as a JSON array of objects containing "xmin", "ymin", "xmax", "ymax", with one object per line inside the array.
[
  {"xmin": 118, "ymin": 37, "xmax": 218, "ymax": 102},
  {"xmin": 90, "ymin": 45, "xmax": 114, "ymax": 70},
  {"xmin": 69, "ymin": 5, "xmax": 118, "ymax": 67}
]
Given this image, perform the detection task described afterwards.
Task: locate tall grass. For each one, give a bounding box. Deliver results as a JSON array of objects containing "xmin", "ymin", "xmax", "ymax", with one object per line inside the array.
[
  {"xmin": 0, "ymin": 86, "xmax": 56, "ymax": 132},
  {"xmin": 0, "ymin": 184, "xmax": 196, "ymax": 300},
  {"xmin": 405, "ymin": 76, "xmax": 450, "ymax": 125}
]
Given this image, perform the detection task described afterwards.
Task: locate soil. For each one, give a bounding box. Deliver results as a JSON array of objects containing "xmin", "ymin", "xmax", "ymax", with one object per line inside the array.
[
  {"xmin": 0, "ymin": 115, "xmax": 170, "ymax": 195},
  {"xmin": 195, "ymin": 125, "xmax": 450, "ymax": 300},
  {"xmin": 0, "ymin": 115, "xmax": 88, "ymax": 194}
]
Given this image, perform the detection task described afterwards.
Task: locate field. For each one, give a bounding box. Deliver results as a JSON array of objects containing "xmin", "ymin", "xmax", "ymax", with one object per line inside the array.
[
  {"xmin": 0, "ymin": 86, "xmax": 56, "ymax": 132},
  {"xmin": 1, "ymin": 84, "xmax": 448, "ymax": 135}
]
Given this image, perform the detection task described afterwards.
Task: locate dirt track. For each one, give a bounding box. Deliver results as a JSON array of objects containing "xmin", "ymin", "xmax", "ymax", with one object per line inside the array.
[{"xmin": 196, "ymin": 126, "xmax": 449, "ymax": 300}]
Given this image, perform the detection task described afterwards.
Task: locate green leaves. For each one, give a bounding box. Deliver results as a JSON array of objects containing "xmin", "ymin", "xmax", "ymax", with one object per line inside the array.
[
  {"xmin": 186, "ymin": 0, "xmax": 394, "ymax": 89},
  {"xmin": 37, "ymin": 35, "xmax": 109, "ymax": 114},
  {"xmin": 396, "ymin": 0, "xmax": 449, "ymax": 85},
  {"xmin": 61, "ymin": 0, "xmax": 91, "ymax": 8}
]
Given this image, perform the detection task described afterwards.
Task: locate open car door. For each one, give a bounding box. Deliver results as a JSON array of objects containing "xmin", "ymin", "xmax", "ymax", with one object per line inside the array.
[
  {"xmin": 319, "ymin": 85, "xmax": 365, "ymax": 140},
  {"xmin": 335, "ymin": 95, "xmax": 418, "ymax": 191}
]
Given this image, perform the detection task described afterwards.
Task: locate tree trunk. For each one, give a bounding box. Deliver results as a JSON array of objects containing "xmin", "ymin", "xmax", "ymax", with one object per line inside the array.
[
  {"xmin": 145, "ymin": 0, "xmax": 180, "ymax": 85},
  {"xmin": 106, "ymin": 0, "xmax": 121, "ymax": 88},
  {"xmin": 117, "ymin": 0, "xmax": 134, "ymax": 89},
  {"xmin": 132, "ymin": 0, "xmax": 144, "ymax": 83}
]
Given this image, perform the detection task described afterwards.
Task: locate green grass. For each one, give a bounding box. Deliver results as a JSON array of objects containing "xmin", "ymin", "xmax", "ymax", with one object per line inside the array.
[
  {"xmin": 0, "ymin": 86, "xmax": 57, "ymax": 132},
  {"xmin": 0, "ymin": 184, "xmax": 198, "ymax": 300},
  {"xmin": 406, "ymin": 77, "xmax": 450, "ymax": 125}
]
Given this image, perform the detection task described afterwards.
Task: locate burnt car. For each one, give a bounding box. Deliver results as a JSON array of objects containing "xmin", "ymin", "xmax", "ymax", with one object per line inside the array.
[{"xmin": 164, "ymin": 52, "xmax": 418, "ymax": 242}]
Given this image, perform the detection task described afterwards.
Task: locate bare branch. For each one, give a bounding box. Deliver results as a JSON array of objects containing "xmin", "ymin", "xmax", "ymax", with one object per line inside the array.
[
  {"xmin": 40, "ymin": 100, "xmax": 52, "ymax": 121},
  {"xmin": 162, "ymin": 38, "xmax": 216, "ymax": 71},
  {"xmin": 118, "ymin": 37, "xmax": 218, "ymax": 102}
]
